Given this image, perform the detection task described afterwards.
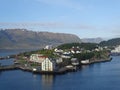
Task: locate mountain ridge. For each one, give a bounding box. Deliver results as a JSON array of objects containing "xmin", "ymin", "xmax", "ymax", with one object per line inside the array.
[{"xmin": 0, "ymin": 29, "xmax": 81, "ymax": 49}]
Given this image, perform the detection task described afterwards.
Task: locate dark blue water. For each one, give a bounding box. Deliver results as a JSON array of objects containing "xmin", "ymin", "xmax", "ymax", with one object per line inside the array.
[{"xmin": 0, "ymin": 50, "xmax": 120, "ymax": 90}]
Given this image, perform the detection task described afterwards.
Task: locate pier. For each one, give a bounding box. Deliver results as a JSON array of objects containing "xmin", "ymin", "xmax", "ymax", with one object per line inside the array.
[{"xmin": 0, "ymin": 65, "xmax": 19, "ymax": 71}]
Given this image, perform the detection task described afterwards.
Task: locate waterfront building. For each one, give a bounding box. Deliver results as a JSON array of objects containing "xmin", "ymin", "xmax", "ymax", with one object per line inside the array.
[
  {"xmin": 30, "ymin": 54, "xmax": 47, "ymax": 63},
  {"xmin": 111, "ymin": 45, "xmax": 120, "ymax": 53},
  {"xmin": 41, "ymin": 58, "xmax": 56, "ymax": 71},
  {"xmin": 81, "ymin": 59, "xmax": 90, "ymax": 64}
]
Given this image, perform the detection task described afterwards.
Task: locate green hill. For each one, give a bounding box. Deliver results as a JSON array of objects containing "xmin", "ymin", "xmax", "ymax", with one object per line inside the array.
[
  {"xmin": 57, "ymin": 43, "xmax": 97, "ymax": 50},
  {"xmin": 99, "ymin": 38, "xmax": 120, "ymax": 46}
]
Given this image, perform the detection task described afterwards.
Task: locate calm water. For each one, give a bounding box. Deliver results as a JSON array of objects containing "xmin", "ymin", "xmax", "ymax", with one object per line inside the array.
[{"xmin": 0, "ymin": 50, "xmax": 120, "ymax": 90}]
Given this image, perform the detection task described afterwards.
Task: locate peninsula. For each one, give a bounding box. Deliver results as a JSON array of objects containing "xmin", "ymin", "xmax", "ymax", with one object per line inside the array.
[{"xmin": 0, "ymin": 43, "xmax": 112, "ymax": 74}]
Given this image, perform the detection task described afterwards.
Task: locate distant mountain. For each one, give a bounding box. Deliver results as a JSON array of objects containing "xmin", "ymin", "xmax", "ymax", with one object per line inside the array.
[
  {"xmin": 99, "ymin": 38, "xmax": 120, "ymax": 46},
  {"xmin": 0, "ymin": 29, "xmax": 81, "ymax": 49},
  {"xmin": 81, "ymin": 38, "xmax": 103, "ymax": 43}
]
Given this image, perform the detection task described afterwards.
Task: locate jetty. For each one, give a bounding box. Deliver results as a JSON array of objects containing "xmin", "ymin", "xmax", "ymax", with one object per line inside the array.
[{"xmin": 0, "ymin": 65, "xmax": 19, "ymax": 71}]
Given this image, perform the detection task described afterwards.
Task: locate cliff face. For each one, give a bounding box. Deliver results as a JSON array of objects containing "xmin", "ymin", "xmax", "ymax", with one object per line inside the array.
[{"xmin": 0, "ymin": 29, "xmax": 81, "ymax": 49}]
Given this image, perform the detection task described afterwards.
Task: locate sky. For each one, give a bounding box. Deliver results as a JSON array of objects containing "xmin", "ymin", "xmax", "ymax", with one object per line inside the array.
[{"xmin": 0, "ymin": 0, "xmax": 120, "ymax": 39}]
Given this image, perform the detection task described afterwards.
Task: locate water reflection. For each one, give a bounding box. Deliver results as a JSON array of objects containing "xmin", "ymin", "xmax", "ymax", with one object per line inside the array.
[{"xmin": 41, "ymin": 75, "xmax": 54, "ymax": 90}]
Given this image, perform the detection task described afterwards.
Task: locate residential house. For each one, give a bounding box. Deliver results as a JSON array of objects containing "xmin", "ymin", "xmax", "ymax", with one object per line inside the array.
[
  {"xmin": 61, "ymin": 52, "xmax": 71, "ymax": 59},
  {"xmin": 71, "ymin": 58, "xmax": 79, "ymax": 66},
  {"xmin": 44, "ymin": 45, "xmax": 53, "ymax": 50},
  {"xmin": 41, "ymin": 58, "xmax": 56, "ymax": 71},
  {"xmin": 56, "ymin": 58, "xmax": 63, "ymax": 63},
  {"xmin": 54, "ymin": 48, "xmax": 63, "ymax": 56},
  {"xmin": 30, "ymin": 54, "xmax": 47, "ymax": 63},
  {"xmin": 71, "ymin": 46, "xmax": 81, "ymax": 54}
]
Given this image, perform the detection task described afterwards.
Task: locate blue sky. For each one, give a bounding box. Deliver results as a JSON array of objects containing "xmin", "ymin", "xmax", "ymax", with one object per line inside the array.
[{"xmin": 0, "ymin": 0, "xmax": 120, "ymax": 39}]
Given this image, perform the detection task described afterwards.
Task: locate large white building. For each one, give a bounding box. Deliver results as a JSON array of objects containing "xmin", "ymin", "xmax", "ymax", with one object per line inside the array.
[
  {"xmin": 41, "ymin": 58, "xmax": 56, "ymax": 71},
  {"xmin": 30, "ymin": 54, "xmax": 47, "ymax": 63},
  {"xmin": 111, "ymin": 45, "xmax": 120, "ymax": 53}
]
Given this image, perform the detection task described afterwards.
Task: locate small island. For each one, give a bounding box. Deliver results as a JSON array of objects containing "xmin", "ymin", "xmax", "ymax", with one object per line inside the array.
[{"xmin": 0, "ymin": 43, "xmax": 112, "ymax": 74}]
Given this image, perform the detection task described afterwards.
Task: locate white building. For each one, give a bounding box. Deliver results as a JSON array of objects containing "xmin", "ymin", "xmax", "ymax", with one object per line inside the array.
[
  {"xmin": 56, "ymin": 58, "xmax": 63, "ymax": 63},
  {"xmin": 30, "ymin": 54, "xmax": 47, "ymax": 63},
  {"xmin": 54, "ymin": 48, "xmax": 63, "ymax": 53},
  {"xmin": 111, "ymin": 45, "xmax": 120, "ymax": 53},
  {"xmin": 61, "ymin": 54, "xmax": 71, "ymax": 59},
  {"xmin": 41, "ymin": 58, "xmax": 56, "ymax": 71},
  {"xmin": 61, "ymin": 52, "xmax": 71, "ymax": 59},
  {"xmin": 44, "ymin": 45, "xmax": 53, "ymax": 50},
  {"xmin": 81, "ymin": 59, "xmax": 90, "ymax": 64}
]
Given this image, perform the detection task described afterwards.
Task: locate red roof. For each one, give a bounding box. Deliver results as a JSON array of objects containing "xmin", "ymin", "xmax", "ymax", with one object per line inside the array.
[{"xmin": 38, "ymin": 56, "xmax": 48, "ymax": 58}]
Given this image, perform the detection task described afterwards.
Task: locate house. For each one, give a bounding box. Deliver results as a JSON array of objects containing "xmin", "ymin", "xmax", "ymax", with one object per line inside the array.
[
  {"xmin": 44, "ymin": 45, "xmax": 53, "ymax": 50},
  {"xmin": 61, "ymin": 54, "xmax": 71, "ymax": 59},
  {"xmin": 30, "ymin": 54, "xmax": 47, "ymax": 63},
  {"xmin": 71, "ymin": 58, "xmax": 79, "ymax": 66},
  {"xmin": 56, "ymin": 58, "xmax": 63, "ymax": 63},
  {"xmin": 54, "ymin": 48, "xmax": 63, "ymax": 53},
  {"xmin": 54, "ymin": 48, "xmax": 63, "ymax": 55},
  {"xmin": 41, "ymin": 58, "xmax": 56, "ymax": 71},
  {"xmin": 71, "ymin": 46, "xmax": 81, "ymax": 54},
  {"xmin": 61, "ymin": 52, "xmax": 71, "ymax": 59}
]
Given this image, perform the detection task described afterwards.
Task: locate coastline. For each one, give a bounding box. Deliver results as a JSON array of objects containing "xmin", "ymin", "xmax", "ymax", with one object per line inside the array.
[
  {"xmin": 80, "ymin": 57, "xmax": 112, "ymax": 65},
  {"xmin": 0, "ymin": 64, "xmax": 77, "ymax": 75},
  {"xmin": 89, "ymin": 57, "xmax": 112, "ymax": 64},
  {"xmin": 0, "ymin": 57, "xmax": 112, "ymax": 75}
]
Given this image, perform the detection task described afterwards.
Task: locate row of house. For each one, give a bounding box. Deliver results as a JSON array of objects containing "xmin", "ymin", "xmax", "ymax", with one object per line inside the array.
[{"xmin": 54, "ymin": 46, "xmax": 105, "ymax": 59}]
